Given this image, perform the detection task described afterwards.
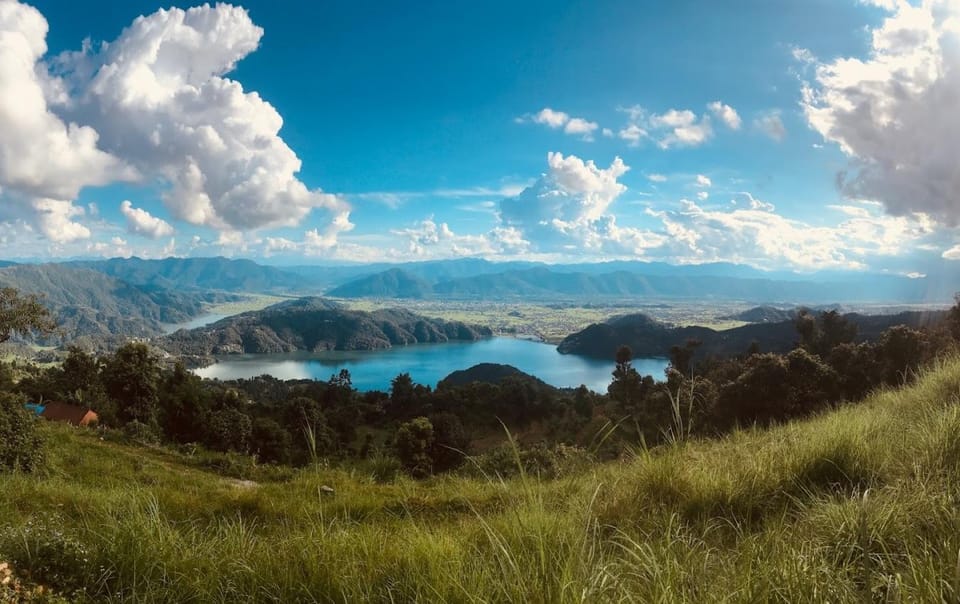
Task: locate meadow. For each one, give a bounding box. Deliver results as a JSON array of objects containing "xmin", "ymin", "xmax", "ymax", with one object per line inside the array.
[{"xmin": 5, "ymin": 358, "xmax": 960, "ymax": 601}]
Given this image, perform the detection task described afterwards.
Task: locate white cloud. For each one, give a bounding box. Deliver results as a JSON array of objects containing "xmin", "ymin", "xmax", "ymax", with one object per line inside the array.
[
  {"xmin": 0, "ymin": 1, "xmax": 134, "ymax": 242},
  {"xmin": 802, "ymin": 0, "xmax": 960, "ymax": 225},
  {"xmin": 646, "ymin": 173, "xmax": 668, "ymax": 183},
  {"xmin": 754, "ymin": 110, "xmax": 786, "ymax": 141},
  {"xmin": 617, "ymin": 105, "xmax": 714, "ymax": 149},
  {"xmin": 644, "ymin": 197, "xmax": 934, "ymax": 269},
  {"xmin": 564, "ymin": 117, "xmax": 599, "ymax": 140},
  {"xmin": 696, "ymin": 191, "xmax": 709, "ymax": 201},
  {"xmin": 497, "ymin": 152, "xmax": 666, "ymax": 256},
  {"xmin": 0, "ymin": 1, "xmax": 350, "ymax": 248},
  {"xmin": 708, "ymin": 101, "xmax": 742, "ymax": 129},
  {"xmin": 650, "ymin": 109, "xmax": 713, "ymax": 148},
  {"xmin": 120, "ymin": 200, "xmax": 174, "ymax": 239},
  {"xmin": 943, "ymin": 244, "xmax": 960, "ymax": 260},
  {"xmin": 618, "ymin": 123, "xmax": 647, "ymax": 146},
  {"xmin": 695, "ymin": 174, "xmax": 712, "ymax": 188},
  {"xmin": 532, "ymin": 108, "xmax": 570, "ymax": 128},
  {"xmin": 523, "ymin": 107, "xmax": 599, "ymax": 141}
]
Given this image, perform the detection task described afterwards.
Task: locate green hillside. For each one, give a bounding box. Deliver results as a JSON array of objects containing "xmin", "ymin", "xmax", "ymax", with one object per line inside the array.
[{"xmin": 6, "ymin": 358, "xmax": 960, "ymax": 601}]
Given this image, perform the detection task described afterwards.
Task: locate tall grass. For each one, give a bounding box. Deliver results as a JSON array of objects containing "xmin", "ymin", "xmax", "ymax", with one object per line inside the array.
[{"xmin": 6, "ymin": 358, "xmax": 960, "ymax": 600}]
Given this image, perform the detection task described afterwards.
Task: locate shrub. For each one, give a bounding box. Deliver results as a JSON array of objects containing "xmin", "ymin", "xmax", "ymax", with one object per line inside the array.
[
  {"xmin": 0, "ymin": 518, "xmax": 89, "ymax": 597},
  {"xmin": 0, "ymin": 393, "xmax": 44, "ymax": 473}
]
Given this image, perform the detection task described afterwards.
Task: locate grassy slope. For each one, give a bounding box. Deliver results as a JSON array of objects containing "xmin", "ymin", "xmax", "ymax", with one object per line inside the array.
[{"xmin": 6, "ymin": 360, "xmax": 960, "ymax": 601}]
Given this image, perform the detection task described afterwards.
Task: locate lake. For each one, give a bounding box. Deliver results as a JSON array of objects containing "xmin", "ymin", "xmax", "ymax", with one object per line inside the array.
[{"xmin": 193, "ymin": 337, "xmax": 669, "ymax": 393}]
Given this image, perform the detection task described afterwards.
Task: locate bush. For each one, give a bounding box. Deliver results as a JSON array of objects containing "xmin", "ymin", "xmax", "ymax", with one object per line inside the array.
[
  {"xmin": 0, "ymin": 393, "xmax": 44, "ymax": 473},
  {"xmin": 0, "ymin": 518, "xmax": 89, "ymax": 597}
]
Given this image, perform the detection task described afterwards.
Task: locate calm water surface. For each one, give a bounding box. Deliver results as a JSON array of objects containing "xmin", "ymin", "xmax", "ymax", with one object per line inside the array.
[{"xmin": 194, "ymin": 337, "xmax": 668, "ymax": 393}]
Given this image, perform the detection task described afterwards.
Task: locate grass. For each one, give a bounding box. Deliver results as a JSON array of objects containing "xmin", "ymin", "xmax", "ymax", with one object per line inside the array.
[{"xmin": 7, "ymin": 359, "xmax": 960, "ymax": 600}]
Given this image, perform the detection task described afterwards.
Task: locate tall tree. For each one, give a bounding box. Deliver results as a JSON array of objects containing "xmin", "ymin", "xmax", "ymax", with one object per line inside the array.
[{"xmin": 102, "ymin": 342, "xmax": 161, "ymax": 425}]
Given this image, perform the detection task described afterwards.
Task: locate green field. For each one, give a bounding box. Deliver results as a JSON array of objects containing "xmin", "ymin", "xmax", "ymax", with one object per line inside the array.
[
  {"xmin": 5, "ymin": 357, "xmax": 960, "ymax": 601},
  {"xmin": 205, "ymin": 294, "xmax": 291, "ymax": 316},
  {"xmin": 338, "ymin": 299, "xmax": 750, "ymax": 343}
]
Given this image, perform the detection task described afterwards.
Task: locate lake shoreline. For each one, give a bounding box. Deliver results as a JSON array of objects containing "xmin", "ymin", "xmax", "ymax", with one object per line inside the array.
[{"xmin": 191, "ymin": 337, "xmax": 669, "ymax": 393}]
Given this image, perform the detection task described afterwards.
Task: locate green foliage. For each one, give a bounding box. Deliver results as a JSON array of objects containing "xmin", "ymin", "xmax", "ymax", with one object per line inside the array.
[
  {"xmin": 102, "ymin": 342, "xmax": 160, "ymax": 425},
  {"xmin": 0, "ymin": 393, "xmax": 44, "ymax": 473},
  {"xmin": 0, "ymin": 287, "xmax": 56, "ymax": 344},
  {"xmin": 395, "ymin": 416, "xmax": 435, "ymax": 478},
  {"xmin": 0, "ymin": 519, "xmax": 89, "ymax": 597}
]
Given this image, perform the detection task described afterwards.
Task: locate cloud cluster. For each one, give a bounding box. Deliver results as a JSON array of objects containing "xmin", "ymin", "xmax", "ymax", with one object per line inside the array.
[
  {"xmin": 645, "ymin": 198, "xmax": 933, "ymax": 270},
  {"xmin": 522, "ymin": 108, "xmax": 599, "ymax": 141},
  {"xmin": 0, "ymin": 0, "xmax": 130, "ymax": 241},
  {"xmin": 754, "ymin": 110, "xmax": 786, "ymax": 142},
  {"xmin": 617, "ymin": 104, "xmax": 718, "ymax": 149},
  {"xmin": 471, "ymin": 152, "xmax": 938, "ymax": 269},
  {"xmin": 708, "ymin": 101, "xmax": 742, "ymax": 130},
  {"xmin": 120, "ymin": 200, "xmax": 174, "ymax": 239},
  {"xmin": 802, "ymin": 0, "xmax": 960, "ymax": 224},
  {"xmin": 0, "ymin": 1, "xmax": 349, "ymax": 247}
]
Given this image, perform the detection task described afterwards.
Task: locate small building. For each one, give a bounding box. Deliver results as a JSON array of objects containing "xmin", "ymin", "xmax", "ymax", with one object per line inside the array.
[
  {"xmin": 40, "ymin": 402, "xmax": 99, "ymax": 427},
  {"xmin": 24, "ymin": 402, "xmax": 45, "ymax": 416}
]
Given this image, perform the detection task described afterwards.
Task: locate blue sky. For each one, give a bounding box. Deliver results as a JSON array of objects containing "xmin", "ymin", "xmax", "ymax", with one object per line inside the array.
[{"xmin": 1, "ymin": 0, "xmax": 958, "ymax": 273}]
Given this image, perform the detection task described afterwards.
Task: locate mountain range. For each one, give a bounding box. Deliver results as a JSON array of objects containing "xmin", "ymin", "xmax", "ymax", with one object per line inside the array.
[{"xmin": 327, "ymin": 266, "xmax": 948, "ymax": 304}]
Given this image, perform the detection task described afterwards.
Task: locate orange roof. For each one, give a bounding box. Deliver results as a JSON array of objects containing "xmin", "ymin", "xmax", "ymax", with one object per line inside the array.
[{"xmin": 40, "ymin": 402, "xmax": 98, "ymax": 426}]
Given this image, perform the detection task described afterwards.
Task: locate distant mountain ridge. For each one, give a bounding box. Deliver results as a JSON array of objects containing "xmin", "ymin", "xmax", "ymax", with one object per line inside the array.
[
  {"xmin": 326, "ymin": 266, "xmax": 944, "ymax": 303},
  {"xmin": 68, "ymin": 257, "xmax": 304, "ymax": 293},
  {"xmin": 159, "ymin": 297, "xmax": 493, "ymax": 364}
]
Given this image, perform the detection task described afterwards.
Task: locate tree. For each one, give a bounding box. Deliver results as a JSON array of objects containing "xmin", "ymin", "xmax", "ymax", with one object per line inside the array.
[
  {"xmin": 608, "ymin": 346, "xmax": 651, "ymax": 414},
  {"xmin": 251, "ymin": 418, "xmax": 293, "ymax": 464},
  {"xmin": 429, "ymin": 412, "xmax": 469, "ymax": 472},
  {"xmin": 395, "ymin": 416, "xmax": 435, "ymax": 478},
  {"xmin": 0, "ymin": 288, "xmax": 56, "ymax": 344},
  {"xmin": 102, "ymin": 342, "xmax": 161, "ymax": 425},
  {"xmin": 669, "ymin": 339, "xmax": 702, "ymax": 376},
  {"xmin": 388, "ymin": 372, "xmax": 417, "ymax": 418},
  {"xmin": 0, "ymin": 392, "xmax": 44, "ymax": 473}
]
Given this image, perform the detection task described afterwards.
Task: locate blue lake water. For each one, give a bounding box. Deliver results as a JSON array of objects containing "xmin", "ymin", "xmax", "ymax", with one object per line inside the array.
[{"xmin": 193, "ymin": 337, "xmax": 669, "ymax": 393}]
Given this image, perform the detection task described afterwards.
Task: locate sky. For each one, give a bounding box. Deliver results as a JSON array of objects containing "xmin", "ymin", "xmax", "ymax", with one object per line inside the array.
[{"xmin": 1, "ymin": 0, "xmax": 959, "ymax": 274}]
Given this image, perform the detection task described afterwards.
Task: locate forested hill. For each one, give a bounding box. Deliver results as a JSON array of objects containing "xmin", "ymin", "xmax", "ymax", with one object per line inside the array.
[
  {"xmin": 159, "ymin": 297, "xmax": 493, "ymax": 362},
  {"xmin": 0, "ymin": 264, "xmax": 235, "ymax": 343},
  {"xmin": 67, "ymin": 256, "xmax": 304, "ymax": 293},
  {"xmin": 558, "ymin": 310, "xmax": 949, "ymax": 361}
]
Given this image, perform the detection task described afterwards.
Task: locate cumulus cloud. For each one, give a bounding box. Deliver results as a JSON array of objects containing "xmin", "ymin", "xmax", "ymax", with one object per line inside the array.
[
  {"xmin": 754, "ymin": 110, "xmax": 786, "ymax": 141},
  {"xmin": 617, "ymin": 105, "xmax": 714, "ymax": 149},
  {"xmin": 564, "ymin": 117, "xmax": 599, "ymax": 140},
  {"xmin": 495, "ymin": 152, "xmax": 667, "ymax": 256},
  {"xmin": 522, "ymin": 107, "xmax": 599, "ymax": 140},
  {"xmin": 643, "ymin": 197, "xmax": 935, "ymax": 269},
  {"xmin": 532, "ymin": 108, "xmax": 570, "ymax": 128},
  {"xmin": 695, "ymin": 174, "xmax": 712, "ymax": 188},
  {"xmin": 0, "ymin": 1, "xmax": 133, "ymax": 241},
  {"xmin": 708, "ymin": 101, "xmax": 742, "ymax": 129},
  {"xmin": 801, "ymin": 0, "xmax": 960, "ymax": 224},
  {"xmin": 0, "ymin": 1, "xmax": 350, "ymax": 248},
  {"xmin": 120, "ymin": 200, "xmax": 174, "ymax": 239}
]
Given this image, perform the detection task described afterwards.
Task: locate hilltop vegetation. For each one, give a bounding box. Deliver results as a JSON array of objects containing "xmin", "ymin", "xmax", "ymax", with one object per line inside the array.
[
  {"xmin": 159, "ymin": 297, "xmax": 493, "ymax": 364},
  {"xmin": 559, "ymin": 308, "xmax": 947, "ymax": 360},
  {"xmin": 7, "ymin": 356, "xmax": 960, "ymax": 600}
]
